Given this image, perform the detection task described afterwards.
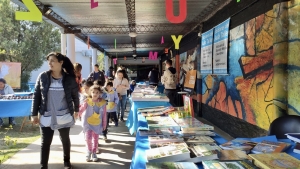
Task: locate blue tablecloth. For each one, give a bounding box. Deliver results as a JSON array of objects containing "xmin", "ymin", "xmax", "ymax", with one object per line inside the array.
[
  {"xmin": 0, "ymin": 99, "xmax": 32, "ymax": 117},
  {"xmin": 126, "ymin": 100, "xmax": 171, "ymax": 135},
  {"xmin": 130, "ymin": 114, "xmax": 228, "ymax": 169},
  {"xmin": 130, "ymin": 114, "xmax": 300, "ymax": 169}
]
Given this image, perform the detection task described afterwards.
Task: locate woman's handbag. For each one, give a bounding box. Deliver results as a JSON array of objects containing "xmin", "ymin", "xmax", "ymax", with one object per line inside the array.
[{"xmin": 118, "ymin": 78, "xmax": 123, "ymax": 100}]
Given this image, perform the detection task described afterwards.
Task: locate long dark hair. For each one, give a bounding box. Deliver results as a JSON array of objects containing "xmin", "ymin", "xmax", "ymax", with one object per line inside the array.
[{"xmin": 46, "ymin": 52, "xmax": 75, "ymax": 77}]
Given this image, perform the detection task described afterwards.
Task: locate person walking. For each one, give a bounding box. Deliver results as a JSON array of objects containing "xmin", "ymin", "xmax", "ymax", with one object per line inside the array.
[
  {"xmin": 148, "ymin": 67, "xmax": 160, "ymax": 87},
  {"xmin": 106, "ymin": 66, "xmax": 115, "ymax": 79},
  {"xmin": 0, "ymin": 78, "xmax": 15, "ymax": 126},
  {"xmin": 87, "ymin": 64, "xmax": 105, "ymax": 86},
  {"xmin": 161, "ymin": 59, "xmax": 178, "ymax": 107},
  {"xmin": 78, "ymin": 85, "xmax": 107, "ymax": 162},
  {"xmin": 31, "ymin": 52, "xmax": 79, "ymax": 169},
  {"xmin": 113, "ymin": 70, "xmax": 129, "ymax": 122}
]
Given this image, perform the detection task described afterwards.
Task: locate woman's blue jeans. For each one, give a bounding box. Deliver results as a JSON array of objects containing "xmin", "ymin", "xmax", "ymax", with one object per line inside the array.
[{"xmin": 117, "ymin": 95, "xmax": 127, "ymax": 120}]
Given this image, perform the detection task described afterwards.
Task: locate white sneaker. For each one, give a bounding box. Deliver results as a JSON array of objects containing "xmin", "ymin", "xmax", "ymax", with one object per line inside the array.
[
  {"xmin": 92, "ymin": 153, "xmax": 98, "ymax": 162},
  {"xmin": 86, "ymin": 152, "xmax": 91, "ymax": 162}
]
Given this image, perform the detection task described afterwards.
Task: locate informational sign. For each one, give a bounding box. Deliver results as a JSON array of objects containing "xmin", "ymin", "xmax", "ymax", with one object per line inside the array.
[
  {"xmin": 0, "ymin": 62, "xmax": 21, "ymax": 89},
  {"xmin": 213, "ymin": 18, "xmax": 230, "ymax": 74},
  {"xmin": 200, "ymin": 29, "xmax": 214, "ymax": 74},
  {"xmin": 184, "ymin": 70, "xmax": 197, "ymax": 89}
]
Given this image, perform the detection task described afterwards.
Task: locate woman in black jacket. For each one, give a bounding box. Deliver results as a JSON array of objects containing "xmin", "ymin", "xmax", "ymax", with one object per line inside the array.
[{"xmin": 31, "ymin": 52, "xmax": 79, "ymax": 169}]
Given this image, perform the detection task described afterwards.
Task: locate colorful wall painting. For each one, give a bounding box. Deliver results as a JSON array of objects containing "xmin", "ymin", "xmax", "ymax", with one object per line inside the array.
[{"xmin": 200, "ymin": 1, "xmax": 300, "ymax": 130}]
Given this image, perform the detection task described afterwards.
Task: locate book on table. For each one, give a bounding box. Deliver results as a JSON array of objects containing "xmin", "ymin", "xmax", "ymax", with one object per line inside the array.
[
  {"xmin": 184, "ymin": 136, "xmax": 215, "ymax": 144},
  {"xmin": 179, "ymin": 130, "xmax": 216, "ymax": 137},
  {"xmin": 217, "ymin": 150, "xmax": 251, "ymax": 161},
  {"xmin": 181, "ymin": 143, "xmax": 221, "ymax": 163},
  {"xmin": 249, "ymin": 153, "xmax": 300, "ymax": 169},
  {"xmin": 139, "ymin": 129, "xmax": 163, "ymax": 136},
  {"xmin": 294, "ymin": 142, "xmax": 300, "ymax": 154},
  {"xmin": 146, "ymin": 142, "xmax": 190, "ymax": 162},
  {"xmin": 149, "ymin": 135, "xmax": 184, "ymax": 144},
  {"xmin": 285, "ymin": 133, "xmax": 300, "ymax": 143},
  {"xmin": 146, "ymin": 162, "xmax": 198, "ymax": 169},
  {"xmin": 251, "ymin": 140, "xmax": 290, "ymax": 154},
  {"xmin": 181, "ymin": 124, "xmax": 214, "ymax": 131},
  {"xmin": 146, "ymin": 116, "xmax": 181, "ymax": 131},
  {"xmin": 202, "ymin": 160, "xmax": 259, "ymax": 169},
  {"xmin": 150, "ymin": 141, "xmax": 188, "ymax": 149},
  {"xmin": 141, "ymin": 107, "xmax": 175, "ymax": 117},
  {"xmin": 219, "ymin": 139, "xmax": 257, "ymax": 153}
]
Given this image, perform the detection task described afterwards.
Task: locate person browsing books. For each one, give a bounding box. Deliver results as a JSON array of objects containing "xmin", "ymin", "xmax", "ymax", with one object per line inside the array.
[
  {"xmin": 0, "ymin": 78, "xmax": 15, "ymax": 126},
  {"xmin": 161, "ymin": 59, "xmax": 178, "ymax": 107}
]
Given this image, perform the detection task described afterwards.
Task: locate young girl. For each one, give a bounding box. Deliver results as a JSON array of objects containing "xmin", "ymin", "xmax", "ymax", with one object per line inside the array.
[
  {"xmin": 79, "ymin": 85, "xmax": 107, "ymax": 162},
  {"xmin": 129, "ymin": 80, "xmax": 136, "ymax": 97},
  {"xmin": 102, "ymin": 82, "xmax": 119, "ymax": 139}
]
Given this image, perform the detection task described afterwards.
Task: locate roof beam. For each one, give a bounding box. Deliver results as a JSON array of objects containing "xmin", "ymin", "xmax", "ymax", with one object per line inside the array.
[
  {"xmin": 98, "ymin": 43, "xmax": 171, "ymax": 49},
  {"xmin": 77, "ymin": 24, "xmax": 186, "ymax": 34}
]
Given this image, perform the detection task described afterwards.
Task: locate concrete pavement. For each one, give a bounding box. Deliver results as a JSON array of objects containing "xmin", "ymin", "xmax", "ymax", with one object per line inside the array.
[{"xmin": 1, "ymin": 119, "xmax": 135, "ymax": 169}]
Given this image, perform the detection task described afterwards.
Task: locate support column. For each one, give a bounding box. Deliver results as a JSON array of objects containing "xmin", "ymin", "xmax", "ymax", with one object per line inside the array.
[
  {"xmin": 104, "ymin": 53, "xmax": 109, "ymax": 71},
  {"xmin": 66, "ymin": 34, "xmax": 75, "ymax": 63},
  {"xmin": 175, "ymin": 50, "xmax": 180, "ymax": 82},
  {"xmin": 60, "ymin": 29, "xmax": 67, "ymax": 55},
  {"xmin": 92, "ymin": 48, "xmax": 97, "ymax": 67}
]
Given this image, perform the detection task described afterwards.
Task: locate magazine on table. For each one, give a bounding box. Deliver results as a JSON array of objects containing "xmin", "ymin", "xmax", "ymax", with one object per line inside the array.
[
  {"xmin": 184, "ymin": 136, "xmax": 215, "ymax": 144},
  {"xmin": 146, "ymin": 142, "xmax": 190, "ymax": 162},
  {"xmin": 251, "ymin": 140, "xmax": 290, "ymax": 154},
  {"xmin": 139, "ymin": 129, "xmax": 163, "ymax": 136},
  {"xmin": 202, "ymin": 160, "xmax": 259, "ymax": 169},
  {"xmin": 181, "ymin": 143, "xmax": 221, "ymax": 163},
  {"xmin": 149, "ymin": 135, "xmax": 184, "ymax": 144},
  {"xmin": 146, "ymin": 162, "xmax": 198, "ymax": 169}
]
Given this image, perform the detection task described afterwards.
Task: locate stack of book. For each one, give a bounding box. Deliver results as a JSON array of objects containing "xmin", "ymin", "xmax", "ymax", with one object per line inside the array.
[
  {"xmin": 146, "ymin": 116, "xmax": 181, "ymax": 132},
  {"xmin": 286, "ymin": 133, "xmax": 300, "ymax": 154},
  {"xmin": 146, "ymin": 162, "xmax": 198, "ymax": 169},
  {"xmin": 131, "ymin": 93, "xmax": 169, "ymax": 102}
]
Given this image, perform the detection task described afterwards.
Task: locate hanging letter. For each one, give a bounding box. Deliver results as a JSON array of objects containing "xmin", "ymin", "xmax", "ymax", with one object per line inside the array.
[
  {"xmin": 165, "ymin": 0, "xmax": 187, "ymax": 24},
  {"xmin": 171, "ymin": 35, "xmax": 183, "ymax": 49},
  {"xmin": 91, "ymin": 0, "xmax": 99, "ymax": 9},
  {"xmin": 15, "ymin": 0, "xmax": 42, "ymax": 22},
  {"xmin": 149, "ymin": 51, "xmax": 158, "ymax": 60}
]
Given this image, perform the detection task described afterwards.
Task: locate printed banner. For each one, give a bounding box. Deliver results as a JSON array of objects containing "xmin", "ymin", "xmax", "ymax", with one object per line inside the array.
[
  {"xmin": 0, "ymin": 62, "xmax": 21, "ymax": 89},
  {"xmin": 200, "ymin": 29, "xmax": 214, "ymax": 74},
  {"xmin": 184, "ymin": 70, "xmax": 197, "ymax": 89},
  {"xmin": 213, "ymin": 18, "xmax": 230, "ymax": 74}
]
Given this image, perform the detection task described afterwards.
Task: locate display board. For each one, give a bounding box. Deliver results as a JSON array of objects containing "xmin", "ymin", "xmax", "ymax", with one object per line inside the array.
[
  {"xmin": 213, "ymin": 18, "xmax": 230, "ymax": 74},
  {"xmin": 200, "ymin": 29, "xmax": 214, "ymax": 74},
  {"xmin": 0, "ymin": 62, "xmax": 21, "ymax": 89}
]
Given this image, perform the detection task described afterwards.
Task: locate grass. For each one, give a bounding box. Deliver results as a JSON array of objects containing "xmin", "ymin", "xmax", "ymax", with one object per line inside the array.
[{"xmin": 0, "ymin": 117, "xmax": 40, "ymax": 164}]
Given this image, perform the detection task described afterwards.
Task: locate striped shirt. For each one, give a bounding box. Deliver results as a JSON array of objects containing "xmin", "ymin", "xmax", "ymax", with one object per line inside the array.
[{"xmin": 40, "ymin": 77, "xmax": 74, "ymax": 130}]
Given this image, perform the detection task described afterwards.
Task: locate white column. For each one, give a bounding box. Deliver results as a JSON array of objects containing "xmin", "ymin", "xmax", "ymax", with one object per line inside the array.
[
  {"xmin": 104, "ymin": 53, "xmax": 109, "ymax": 71},
  {"xmin": 66, "ymin": 34, "xmax": 75, "ymax": 63},
  {"xmin": 92, "ymin": 48, "xmax": 97, "ymax": 67},
  {"xmin": 60, "ymin": 29, "xmax": 67, "ymax": 55}
]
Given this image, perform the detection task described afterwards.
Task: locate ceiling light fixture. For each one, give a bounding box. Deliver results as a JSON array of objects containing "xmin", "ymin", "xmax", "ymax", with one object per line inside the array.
[
  {"xmin": 132, "ymin": 54, "xmax": 137, "ymax": 57},
  {"xmin": 129, "ymin": 32, "xmax": 137, "ymax": 38}
]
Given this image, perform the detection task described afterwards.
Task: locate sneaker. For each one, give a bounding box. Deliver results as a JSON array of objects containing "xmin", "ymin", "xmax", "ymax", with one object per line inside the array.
[
  {"xmin": 92, "ymin": 153, "xmax": 98, "ymax": 162},
  {"xmin": 9, "ymin": 120, "xmax": 16, "ymax": 126},
  {"xmin": 115, "ymin": 122, "xmax": 118, "ymax": 127},
  {"xmin": 96, "ymin": 149, "xmax": 100, "ymax": 154},
  {"xmin": 86, "ymin": 152, "xmax": 92, "ymax": 162},
  {"xmin": 103, "ymin": 135, "xmax": 107, "ymax": 140},
  {"xmin": 64, "ymin": 161, "xmax": 72, "ymax": 169},
  {"xmin": 120, "ymin": 119, "xmax": 125, "ymax": 122}
]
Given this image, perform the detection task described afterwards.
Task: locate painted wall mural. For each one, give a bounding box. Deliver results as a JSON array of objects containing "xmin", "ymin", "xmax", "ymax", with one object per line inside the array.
[{"xmin": 201, "ymin": 1, "xmax": 300, "ymax": 130}]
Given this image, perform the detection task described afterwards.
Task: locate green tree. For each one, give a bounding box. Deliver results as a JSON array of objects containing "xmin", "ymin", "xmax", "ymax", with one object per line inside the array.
[
  {"xmin": 97, "ymin": 52, "xmax": 105, "ymax": 71},
  {"xmin": 0, "ymin": 0, "xmax": 60, "ymax": 90}
]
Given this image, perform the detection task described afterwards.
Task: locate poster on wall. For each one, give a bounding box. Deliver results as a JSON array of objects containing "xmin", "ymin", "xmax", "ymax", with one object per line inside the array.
[
  {"xmin": 184, "ymin": 70, "xmax": 197, "ymax": 90},
  {"xmin": 0, "ymin": 62, "xmax": 21, "ymax": 89},
  {"xmin": 200, "ymin": 29, "xmax": 214, "ymax": 74},
  {"xmin": 213, "ymin": 18, "xmax": 230, "ymax": 74}
]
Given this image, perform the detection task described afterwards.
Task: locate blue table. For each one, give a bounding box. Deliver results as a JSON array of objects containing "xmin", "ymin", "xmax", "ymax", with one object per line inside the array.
[
  {"xmin": 126, "ymin": 100, "xmax": 171, "ymax": 135},
  {"xmin": 130, "ymin": 114, "xmax": 227, "ymax": 169},
  {"xmin": 0, "ymin": 99, "xmax": 32, "ymax": 117},
  {"xmin": 130, "ymin": 114, "xmax": 300, "ymax": 169}
]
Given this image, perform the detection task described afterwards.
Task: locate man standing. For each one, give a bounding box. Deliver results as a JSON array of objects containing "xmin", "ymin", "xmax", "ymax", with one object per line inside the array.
[
  {"xmin": 161, "ymin": 59, "xmax": 178, "ymax": 107},
  {"xmin": 87, "ymin": 64, "xmax": 105, "ymax": 86},
  {"xmin": 106, "ymin": 66, "xmax": 115, "ymax": 79},
  {"xmin": 148, "ymin": 67, "xmax": 159, "ymax": 86}
]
